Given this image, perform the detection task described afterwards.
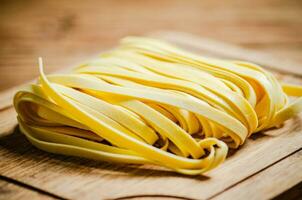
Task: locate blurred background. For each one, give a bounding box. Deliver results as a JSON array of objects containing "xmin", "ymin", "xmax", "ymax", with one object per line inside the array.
[{"xmin": 0, "ymin": 0, "xmax": 301, "ymax": 91}]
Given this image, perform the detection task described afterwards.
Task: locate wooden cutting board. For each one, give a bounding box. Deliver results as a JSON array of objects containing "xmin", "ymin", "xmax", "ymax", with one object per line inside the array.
[{"xmin": 0, "ymin": 31, "xmax": 301, "ymax": 200}]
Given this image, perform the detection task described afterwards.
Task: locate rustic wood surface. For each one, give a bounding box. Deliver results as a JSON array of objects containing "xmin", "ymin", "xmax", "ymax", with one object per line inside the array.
[
  {"xmin": 1, "ymin": 0, "xmax": 302, "ymax": 91},
  {"xmin": 0, "ymin": 178, "xmax": 54, "ymax": 200},
  {"xmin": 0, "ymin": 0, "xmax": 302, "ymax": 199},
  {"xmin": 213, "ymin": 150, "xmax": 302, "ymax": 200},
  {"xmin": 0, "ymin": 33, "xmax": 301, "ymax": 200}
]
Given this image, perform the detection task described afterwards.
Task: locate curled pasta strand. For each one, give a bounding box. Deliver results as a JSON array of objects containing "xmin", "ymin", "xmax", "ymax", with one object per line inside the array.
[{"xmin": 14, "ymin": 37, "xmax": 302, "ymax": 175}]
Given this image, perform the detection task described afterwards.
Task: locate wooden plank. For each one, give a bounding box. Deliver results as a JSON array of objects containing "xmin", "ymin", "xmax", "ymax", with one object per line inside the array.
[
  {"xmin": 0, "ymin": 107, "xmax": 16, "ymax": 138},
  {"xmin": 1, "ymin": 0, "xmax": 301, "ymax": 198},
  {"xmin": 1, "ymin": 0, "xmax": 302, "ymax": 91},
  {"xmin": 0, "ymin": 178, "xmax": 55, "ymax": 200},
  {"xmin": 0, "ymin": 114, "xmax": 301, "ymax": 200},
  {"xmin": 212, "ymin": 150, "xmax": 302, "ymax": 200},
  {"xmin": 0, "ymin": 32, "xmax": 301, "ymax": 199},
  {"xmin": 1, "ymin": 31, "xmax": 302, "ymax": 138},
  {"xmin": 274, "ymin": 182, "xmax": 302, "ymax": 200}
]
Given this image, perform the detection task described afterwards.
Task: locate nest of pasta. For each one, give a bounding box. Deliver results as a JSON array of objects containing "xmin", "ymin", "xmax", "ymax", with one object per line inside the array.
[{"xmin": 14, "ymin": 37, "xmax": 302, "ymax": 175}]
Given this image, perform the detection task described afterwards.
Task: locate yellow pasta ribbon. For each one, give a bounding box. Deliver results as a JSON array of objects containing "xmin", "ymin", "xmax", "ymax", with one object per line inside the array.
[{"xmin": 14, "ymin": 37, "xmax": 302, "ymax": 175}]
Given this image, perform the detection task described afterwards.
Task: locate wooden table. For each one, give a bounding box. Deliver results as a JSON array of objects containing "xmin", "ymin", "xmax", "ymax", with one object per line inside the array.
[{"xmin": 0, "ymin": 1, "xmax": 301, "ymax": 199}]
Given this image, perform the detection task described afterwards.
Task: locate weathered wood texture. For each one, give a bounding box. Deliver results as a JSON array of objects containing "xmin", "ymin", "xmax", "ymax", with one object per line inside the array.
[
  {"xmin": 0, "ymin": 0, "xmax": 302, "ymax": 199},
  {"xmin": 1, "ymin": 0, "xmax": 302, "ymax": 91},
  {"xmin": 0, "ymin": 32, "xmax": 301, "ymax": 200},
  {"xmin": 0, "ymin": 178, "xmax": 54, "ymax": 200},
  {"xmin": 0, "ymin": 118, "xmax": 301, "ymax": 200},
  {"xmin": 213, "ymin": 151, "xmax": 302, "ymax": 200}
]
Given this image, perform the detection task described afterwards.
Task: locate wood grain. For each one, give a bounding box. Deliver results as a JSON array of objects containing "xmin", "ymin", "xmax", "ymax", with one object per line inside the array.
[
  {"xmin": 1, "ymin": 0, "xmax": 302, "ymax": 91},
  {"xmin": 212, "ymin": 150, "xmax": 302, "ymax": 200},
  {"xmin": 0, "ymin": 0, "xmax": 302, "ymax": 199},
  {"xmin": 0, "ymin": 108, "xmax": 17, "ymax": 138},
  {"xmin": 0, "ymin": 178, "xmax": 55, "ymax": 200},
  {"xmin": 0, "ymin": 112, "xmax": 301, "ymax": 200},
  {"xmin": 1, "ymin": 31, "xmax": 302, "ymax": 138},
  {"xmin": 274, "ymin": 183, "xmax": 302, "ymax": 200},
  {"xmin": 0, "ymin": 31, "xmax": 301, "ymax": 200}
]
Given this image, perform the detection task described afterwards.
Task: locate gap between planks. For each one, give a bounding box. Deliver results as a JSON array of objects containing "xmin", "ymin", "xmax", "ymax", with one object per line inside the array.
[
  {"xmin": 0, "ymin": 176, "xmax": 58, "ymax": 200},
  {"xmin": 0, "ymin": 31, "xmax": 301, "ymax": 200},
  {"xmin": 0, "ymin": 110, "xmax": 301, "ymax": 199},
  {"xmin": 211, "ymin": 149, "xmax": 302, "ymax": 200}
]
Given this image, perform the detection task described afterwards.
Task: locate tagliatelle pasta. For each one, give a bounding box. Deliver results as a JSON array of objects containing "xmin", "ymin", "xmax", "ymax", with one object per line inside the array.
[{"xmin": 14, "ymin": 37, "xmax": 302, "ymax": 175}]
